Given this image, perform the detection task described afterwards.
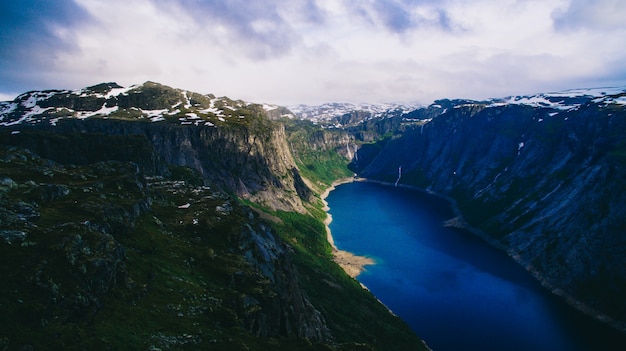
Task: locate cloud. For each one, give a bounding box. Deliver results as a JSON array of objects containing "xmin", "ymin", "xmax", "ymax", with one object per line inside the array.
[
  {"xmin": 552, "ymin": 0, "xmax": 626, "ymax": 31},
  {"xmin": 0, "ymin": 0, "xmax": 91, "ymax": 92},
  {"xmin": 1, "ymin": 0, "xmax": 625, "ymax": 105},
  {"xmin": 150, "ymin": 0, "xmax": 330, "ymax": 60},
  {"xmin": 372, "ymin": 0, "xmax": 416, "ymax": 33},
  {"xmin": 346, "ymin": 0, "xmax": 457, "ymax": 34}
]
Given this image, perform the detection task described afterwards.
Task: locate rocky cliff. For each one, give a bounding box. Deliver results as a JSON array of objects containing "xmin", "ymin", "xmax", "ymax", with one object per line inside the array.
[
  {"xmin": 0, "ymin": 82, "xmax": 427, "ymax": 350},
  {"xmin": 355, "ymin": 88, "xmax": 626, "ymax": 330},
  {"xmin": 1, "ymin": 82, "xmax": 311, "ymax": 212}
]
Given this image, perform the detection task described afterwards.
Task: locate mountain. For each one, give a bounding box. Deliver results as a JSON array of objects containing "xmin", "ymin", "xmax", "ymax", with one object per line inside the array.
[
  {"xmin": 352, "ymin": 86, "xmax": 626, "ymax": 332},
  {"xmin": 0, "ymin": 82, "xmax": 427, "ymax": 350},
  {"xmin": 289, "ymin": 102, "xmax": 421, "ymax": 127},
  {"xmin": 0, "ymin": 81, "xmax": 274, "ymax": 126},
  {"xmin": 4, "ymin": 80, "xmax": 626, "ymax": 346},
  {"xmin": 1, "ymin": 81, "xmax": 314, "ymax": 212}
]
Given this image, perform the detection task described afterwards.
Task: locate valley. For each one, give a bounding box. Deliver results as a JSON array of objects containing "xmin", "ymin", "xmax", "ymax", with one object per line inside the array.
[{"xmin": 1, "ymin": 81, "xmax": 626, "ymax": 350}]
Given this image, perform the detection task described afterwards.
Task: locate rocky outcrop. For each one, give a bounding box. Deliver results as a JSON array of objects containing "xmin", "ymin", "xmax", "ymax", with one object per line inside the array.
[
  {"xmin": 1, "ymin": 81, "xmax": 313, "ymax": 212},
  {"xmin": 3, "ymin": 116, "xmax": 311, "ymax": 212},
  {"xmin": 357, "ymin": 99, "xmax": 626, "ymax": 330},
  {"xmin": 0, "ymin": 146, "xmax": 332, "ymax": 349},
  {"xmin": 235, "ymin": 219, "xmax": 331, "ymax": 341},
  {"xmin": 302, "ymin": 129, "xmax": 357, "ymax": 159},
  {"xmin": 0, "ymin": 147, "xmax": 146, "ymax": 322}
]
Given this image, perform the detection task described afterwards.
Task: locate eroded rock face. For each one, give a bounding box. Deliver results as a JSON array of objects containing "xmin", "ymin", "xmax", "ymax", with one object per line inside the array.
[
  {"xmin": 4, "ymin": 117, "xmax": 311, "ymax": 212},
  {"xmin": 1, "ymin": 81, "xmax": 315, "ymax": 213},
  {"xmin": 236, "ymin": 220, "xmax": 331, "ymax": 341},
  {"xmin": 358, "ymin": 101, "xmax": 626, "ymax": 329}
]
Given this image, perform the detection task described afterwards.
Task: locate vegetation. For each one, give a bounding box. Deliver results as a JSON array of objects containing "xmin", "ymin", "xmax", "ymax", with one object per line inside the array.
[
  {"xmin": 284, "ymin": 119, "xmax": 354, "ymax": 187},
  {"xmin": 0, "ymin": 82, "xmax": 430, "ymax": 350},
  {"xmin": 0, "ymin": 145, "xmax": 425, "ymax": 350},
  {"xmin": 270, "ymin": 211, "xmax": 426, "ymax": 351}
]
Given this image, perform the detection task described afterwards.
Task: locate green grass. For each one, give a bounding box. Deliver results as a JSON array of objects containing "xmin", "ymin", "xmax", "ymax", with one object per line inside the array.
[
  {"xmin": 0, "ymin": 139, "xmax": 426, "ymax": 350},
  {"xmin": 269, "ymin": 211, "xmax": 428, "ymax": 351},
  {"xmin": 295, "ymin": 149, "xmax": 354, "ymax": 187},
  {"xmin": 284, "ymin": 119, "xmax": 354, "ymax": 187}
]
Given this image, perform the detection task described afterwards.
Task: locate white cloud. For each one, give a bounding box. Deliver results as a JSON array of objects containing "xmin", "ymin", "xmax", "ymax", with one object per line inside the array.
[
  {"xmin": 552, "ymin": 0, "xmax": 626, "ymax": 31},
  {"xmin": 1, "ymin": 0, "xmax": 626, "ymax": 105}
]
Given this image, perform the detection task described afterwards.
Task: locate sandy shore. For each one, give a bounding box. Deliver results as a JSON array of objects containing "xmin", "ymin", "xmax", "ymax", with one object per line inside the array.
[{"xmin": 321, "ymin": 178, "xmax": 375, "ymax": 278}]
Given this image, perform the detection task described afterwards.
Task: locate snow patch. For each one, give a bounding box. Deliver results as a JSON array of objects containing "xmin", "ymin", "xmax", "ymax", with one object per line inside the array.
[
  {"xmin": 143, "ymin": 109, "xmax": 168, "ymax": 117},
  {"xmin": 76, "ymin": 104, "xmax": 118, "ymax": 119}
]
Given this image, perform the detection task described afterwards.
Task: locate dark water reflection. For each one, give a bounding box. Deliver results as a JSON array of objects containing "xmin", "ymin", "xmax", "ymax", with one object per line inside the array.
[{"xmin": 327, "ymin": 181, "xmax": 626, "ymax": 351}]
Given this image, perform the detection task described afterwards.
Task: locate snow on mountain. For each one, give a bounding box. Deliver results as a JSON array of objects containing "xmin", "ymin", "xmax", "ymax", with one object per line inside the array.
[
  {"xmin": 289, "ymin": 102, "xmax": 422, "ymax": 123},
  {"xmin": 3, "ymin": 83, "xmax": 625, "ymax": 128},
  {"xmin": 487, "ymin": 86, "xmax": 626, "ymax": 110},
  {"xmin": 0, "ymin": 82, "xmax": 270, "ymax": 127},
  {"xmin": 288, "ymin": 86, "xmax": 626, "ymax": 126}
]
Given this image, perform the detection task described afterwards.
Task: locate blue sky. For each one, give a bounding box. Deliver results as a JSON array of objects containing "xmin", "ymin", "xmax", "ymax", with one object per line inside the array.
[{"xmin": 1, "ymin": 0, "xmax": 626, "ymax": 105}]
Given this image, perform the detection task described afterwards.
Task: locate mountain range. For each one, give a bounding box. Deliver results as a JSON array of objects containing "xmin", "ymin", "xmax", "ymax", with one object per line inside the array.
[{"xmin": 1, "ymin": 81, "xmax": 626, "ymax": 350}]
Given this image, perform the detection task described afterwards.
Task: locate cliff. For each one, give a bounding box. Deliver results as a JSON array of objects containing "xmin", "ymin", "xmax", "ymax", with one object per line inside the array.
[
  {"xmin": 0, "ymin": 82, "xmax": 427, "ymax": 350},
  {"xmin": 1, "ymin": 82, "xmax": 311, "ymax": 212},
  {"xmin": 355, "ymin": 89, "xmax": 626, "ymax": 330},
  {"xmin": 0, "ymin": 146, "xmax": 331, "ymax": 349},
  {"xmin": 283, "ymin": 119, "xmax": 356, "ymax": 189}
]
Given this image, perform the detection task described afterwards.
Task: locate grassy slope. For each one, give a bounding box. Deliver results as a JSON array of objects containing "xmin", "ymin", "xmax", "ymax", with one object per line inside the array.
[
  {"xmin": 0, "ymin": 145, "xmax": 427, "ymax": 350},
  {"xmin": 271, "ymin": 210, "xmax": 427, "ymax": 351},
  {"xmin": 284, "ymin": 119, "xmax": 354, "ymax": 188},
  {"xmin": 277, "ymin": 119, "xmax": 428, "ymax": 350}
]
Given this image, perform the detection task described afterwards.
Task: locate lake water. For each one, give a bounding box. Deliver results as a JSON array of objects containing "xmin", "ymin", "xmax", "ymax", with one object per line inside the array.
[{"xmin": 326, "ymin": 181, "xmax": 626, "ymax": 351}]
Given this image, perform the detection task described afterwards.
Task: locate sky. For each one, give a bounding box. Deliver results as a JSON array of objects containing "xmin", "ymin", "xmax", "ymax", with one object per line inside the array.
[{"xmin": 1, "ymin": 0, "xmax": 626, "ymax": 106}]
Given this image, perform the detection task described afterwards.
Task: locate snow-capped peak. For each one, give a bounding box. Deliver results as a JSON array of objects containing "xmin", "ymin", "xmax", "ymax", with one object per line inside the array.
[
  {"xmin": 289, "ymin": 102, "xmax": 422, "ymax": 123},
  {"xmin": 0, "ymin": 82, "xmax": 270, "ymax": 128},
  {"xmin": 488, "ymin": 86, "xmax": 626, "ymax": 110}
]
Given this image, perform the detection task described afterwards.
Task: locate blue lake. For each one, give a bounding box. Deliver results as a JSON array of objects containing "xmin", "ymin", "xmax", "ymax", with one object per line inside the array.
[{"xmin": 326, "ymin": 181, "xmax": 626, "ymax": 351}]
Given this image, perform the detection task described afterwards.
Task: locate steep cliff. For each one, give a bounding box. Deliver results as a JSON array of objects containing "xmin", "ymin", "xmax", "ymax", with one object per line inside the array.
[
  {"xmin": 356, "ymin": 89, "xmax": 626, "ymax": 330},
  {"xmin": 1, "ymin": 82, "xmax": 311, "ymax": 212},
  {"xmin": 50, "ymin": 119, "xmax": 309, "ymax": 212},
  {"xmin": 284, "ymin": 119, "xmax": 356, "ymax": 189},
  {"xmin": 0, "ymin": 82, "xmax": 427, "ymax": 350}
]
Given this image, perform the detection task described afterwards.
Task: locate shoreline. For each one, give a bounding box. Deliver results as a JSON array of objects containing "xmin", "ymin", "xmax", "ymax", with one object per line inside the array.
[
  {"xmin": 361, "ymin": 178, "xmax": 626, "ymax": 334},
  {"xmin": 321, "ymin": 177, "xmax": 375, "ymax": 278}
]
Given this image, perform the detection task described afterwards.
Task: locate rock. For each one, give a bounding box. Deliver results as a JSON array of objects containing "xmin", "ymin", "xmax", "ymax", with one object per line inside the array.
[
  {"xmin": 358, "ymin": 100, "xmax": 626, "ymax": 330},
  {"xmin": 0, "ymin": 230, "xmax": 27, "ymax": 244},
  {"xmin": 0, "ymin": 177, "xmax": 17, "ymax": 193}
]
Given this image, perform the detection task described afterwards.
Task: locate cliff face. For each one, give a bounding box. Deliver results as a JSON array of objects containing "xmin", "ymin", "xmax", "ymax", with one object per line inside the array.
[
  {"xmin": 282, "ymin": 119, "xmax": 357, "ymax": 188},
  {"xmin": 357, "ymin": 96, "xmax": 626, "ymax": 329},
  {"xmin": 0, "ymin": 145, "xmax": 331, "ymax": 349},
  {"xmin": 1, "ymin": 82, "xmax": 428, "ymax": 350},
  {"xmin": 1, "ymin": 81, "xmax": 313, "ymax": 212},
  {"xmin": 51, "ymin": 119, "xmax": 311, "ymax": 212}
]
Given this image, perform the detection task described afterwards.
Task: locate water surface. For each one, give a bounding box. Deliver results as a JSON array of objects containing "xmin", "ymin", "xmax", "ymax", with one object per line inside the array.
[{"xmin": 327, "ymin": 181, "xmax": 626, "ymax": 351}]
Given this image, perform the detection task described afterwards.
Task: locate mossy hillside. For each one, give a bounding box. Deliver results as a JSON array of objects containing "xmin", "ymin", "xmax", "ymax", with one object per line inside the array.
[
  {"xmin": 90, "ymin": 179, "xmax": 323, "ymax": 351},
  {"xmin": 0, "ymin": 146, "xmax": 426, "ymax": 350},
  {"xmin": 270, "ymin": 210, "xmax": 428, "ymax": 351},
  {"xmin": 0, "ymin": 147, "xmax": 311, "ymax": 350}
]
